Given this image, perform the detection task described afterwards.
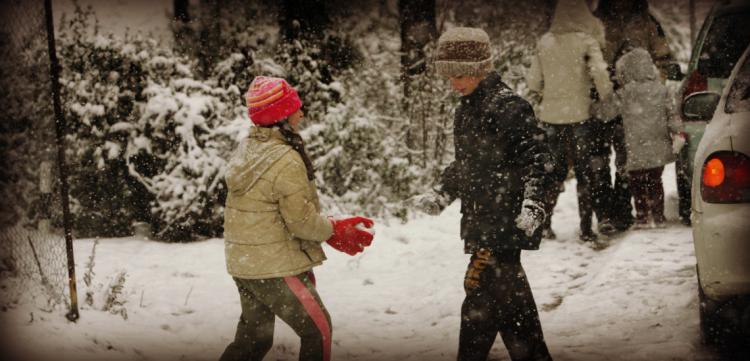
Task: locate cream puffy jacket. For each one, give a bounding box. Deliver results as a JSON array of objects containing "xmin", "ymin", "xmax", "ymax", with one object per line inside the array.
[
  {"xmin": 527, "ymin": 31, "xmax": 613, "ymax": 124},
  {"xmin": 223, "ymin": 127, "xmax": 333, "ymax": 279},
  {"xmin": 526, "ymin": 0, "xmax": 613, "ymax": 124}
]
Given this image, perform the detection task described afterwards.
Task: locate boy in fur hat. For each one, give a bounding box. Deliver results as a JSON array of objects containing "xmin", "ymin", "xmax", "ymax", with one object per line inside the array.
[{"xmin": 413, "ymin": 27, "xmax": 555, "ymax": 361}]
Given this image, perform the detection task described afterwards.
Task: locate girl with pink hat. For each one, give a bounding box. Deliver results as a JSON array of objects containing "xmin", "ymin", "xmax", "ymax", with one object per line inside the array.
[{"xmin": 220, "ymin": 76, "xmax": 374, "ymax": 361}]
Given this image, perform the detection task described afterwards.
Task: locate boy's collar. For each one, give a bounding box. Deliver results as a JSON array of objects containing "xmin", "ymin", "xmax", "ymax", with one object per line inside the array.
[{"xmin": 461, "ymin": 71, "xmax": 501, "ymax": 100}]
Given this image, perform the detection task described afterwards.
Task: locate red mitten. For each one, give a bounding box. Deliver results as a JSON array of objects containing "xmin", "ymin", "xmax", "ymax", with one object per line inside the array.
[{"xmin": 326, "ymin": 216, "xmax": 374, "ymax": 256}]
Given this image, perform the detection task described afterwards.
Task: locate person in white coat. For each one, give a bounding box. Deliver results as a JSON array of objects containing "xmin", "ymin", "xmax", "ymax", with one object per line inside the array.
[{"xmin": 526, "ymin": 0, "xmax": 614, "ymax": 243}]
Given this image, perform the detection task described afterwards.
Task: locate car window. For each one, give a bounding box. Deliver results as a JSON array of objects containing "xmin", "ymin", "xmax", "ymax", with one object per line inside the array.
[
  {"xmin": 726, "ymin": 54, "xmax": 750, "ymax": 113},
  {"xmin": 698, "ymin": 11, "xmax": 750, "ymax": 79}
]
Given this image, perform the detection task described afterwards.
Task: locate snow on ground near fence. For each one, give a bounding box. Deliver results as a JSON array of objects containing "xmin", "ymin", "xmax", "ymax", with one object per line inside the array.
[{"xmin": 0, "ymin": 164, "xmax": 718, "ymax": 361}]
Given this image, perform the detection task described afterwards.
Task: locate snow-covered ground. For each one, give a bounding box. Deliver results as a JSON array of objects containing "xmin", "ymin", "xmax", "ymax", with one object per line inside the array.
[{"xmin": 0, "ymin": 164, "xmax": 723, "ymax": 361}]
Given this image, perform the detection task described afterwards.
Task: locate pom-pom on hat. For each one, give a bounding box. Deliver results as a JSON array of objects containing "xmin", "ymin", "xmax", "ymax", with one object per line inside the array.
[
  {"xmin": 434, "ymin": 27, "xmax": 493, "ymax": 77},
  {"xmin": 246, "ymin": 76, "xmax": 302, "ymax": 126}
]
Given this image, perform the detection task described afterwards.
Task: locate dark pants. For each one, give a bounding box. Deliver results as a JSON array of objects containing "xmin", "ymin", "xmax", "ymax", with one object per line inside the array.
[
  {"xmin": 675, "ymin": 143, "xmax": 692, "ymax": 224},
  {"xmin": 219, "ymin": 272, "xmax": 331, "ymax": 361},
  {"xmin": 629, "ymin": 167, "xmax": 666, "ymax": 223},
  {"xmin": 592, "ymin": 118, "xmax": 634, "ymax": 228},
  {"xmin": 544, "ymin": 122, "xmax": 606, "ymax": 234},
  {"xmin": 458, "ymin": 250, "xmax": 553, "ymax": 361}
]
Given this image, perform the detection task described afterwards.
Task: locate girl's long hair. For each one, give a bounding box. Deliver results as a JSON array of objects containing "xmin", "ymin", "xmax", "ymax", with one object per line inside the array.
[{"xmin": 273, "ymin": 121, "xmax": 316, "ymax": 181}]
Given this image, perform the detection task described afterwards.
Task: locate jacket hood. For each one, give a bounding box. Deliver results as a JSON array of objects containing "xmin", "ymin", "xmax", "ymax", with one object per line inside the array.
[
  {"xmin": 550, "ymin": 0, "xmax": 606, "ymax": 46},
  {"xmin": 616, "ymin": 47, "xmax": 659, "ymax": 84},
  {"xmin": 225, "ymin": 127, "xmax": 292, "ymax": 196}
]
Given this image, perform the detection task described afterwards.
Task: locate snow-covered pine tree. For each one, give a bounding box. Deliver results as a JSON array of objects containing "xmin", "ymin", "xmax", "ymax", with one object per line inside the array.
[
  {"xmin": 128, "ymin": 70, "xmax": 245, "ymax": 241},
  {"xmin": 57, "ymin": 6, "xmax": 248, "ymax": 240},
  {"xmin": 302, "ymin": 66, "xmax": 422, "ymax": 218},
  {"xmin": 276, "ymin": 37, "xmax": 340, "ymax": 124},
  {"xmin": 56, "ymin": 6, "xmax": 153, "ymax": 236}
]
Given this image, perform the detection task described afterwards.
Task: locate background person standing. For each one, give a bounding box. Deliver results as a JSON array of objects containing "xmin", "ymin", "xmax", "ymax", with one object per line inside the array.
[
  {"xmin": 593, "ymin": 0, "xmax": 682, "ymax": 229},
  {"xmin": 526, "ymin": 0, "xmax": 615, "ymax": 243}
]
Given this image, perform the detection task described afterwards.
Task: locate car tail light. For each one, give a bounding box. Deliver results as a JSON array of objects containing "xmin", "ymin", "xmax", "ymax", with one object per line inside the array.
[
  {"xmin": 683, "ymin": 69, "xmax": 708, "ymax": 99},
  {"xmin": 701, "ymin": 151, "xmax": 750, "ymax": 203}
]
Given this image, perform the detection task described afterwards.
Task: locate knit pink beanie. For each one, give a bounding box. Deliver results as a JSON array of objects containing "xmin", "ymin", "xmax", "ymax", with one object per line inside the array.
[{"xmin": 246, "ymin": 76, "xmax": 302, "ymax": 126}]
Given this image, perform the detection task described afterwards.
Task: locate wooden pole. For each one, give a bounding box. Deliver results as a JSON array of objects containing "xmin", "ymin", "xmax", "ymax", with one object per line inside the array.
[
  {"xmin": 39, "ymin": 161, "xmax": 52, "ymax": 234},
  {"xmin": 44, "ymin": 0, "xmax": 79, "ymax": 322}
]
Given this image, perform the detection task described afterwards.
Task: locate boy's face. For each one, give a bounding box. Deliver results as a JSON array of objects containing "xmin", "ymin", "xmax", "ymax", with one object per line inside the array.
[{"xmin": 449, "ymin": 76, "xmax": 483, "ymax": 96}]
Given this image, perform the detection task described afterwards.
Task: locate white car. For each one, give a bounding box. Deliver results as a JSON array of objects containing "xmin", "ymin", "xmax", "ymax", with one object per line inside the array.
[{"xmin": 685, "ymin": 45, "xmax": 750, "ymax": 346}]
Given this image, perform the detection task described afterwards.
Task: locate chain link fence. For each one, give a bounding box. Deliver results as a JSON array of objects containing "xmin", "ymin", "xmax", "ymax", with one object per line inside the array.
[
  {"xmin": 0, "ymin": 0, "xmax": 74, "ymax": 315},
  {"xmin": 0, "ymin": 227, "xmax": 69, "ymax": 311}
]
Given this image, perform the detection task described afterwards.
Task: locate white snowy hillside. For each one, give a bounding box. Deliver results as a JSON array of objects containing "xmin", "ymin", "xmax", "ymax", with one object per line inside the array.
[{"xmin": 0, "ymin": 165, "xmax": 722, "ymax": 361}]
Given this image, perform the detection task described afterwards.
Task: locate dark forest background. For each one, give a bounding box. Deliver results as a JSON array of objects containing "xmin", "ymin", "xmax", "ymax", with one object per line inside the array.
[{"xmin": 0, "ymin": 0, "xmax": 690, "ymax": 241}]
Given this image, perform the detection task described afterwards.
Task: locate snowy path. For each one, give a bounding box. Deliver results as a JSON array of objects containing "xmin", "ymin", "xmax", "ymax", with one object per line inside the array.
[
  {"xmin": 531, "ymin": 226, "xmax": 706, "ymax": 361},
  {"xmin": 1, "ymin": 164, "xmax": 720, "ymax": 361}
]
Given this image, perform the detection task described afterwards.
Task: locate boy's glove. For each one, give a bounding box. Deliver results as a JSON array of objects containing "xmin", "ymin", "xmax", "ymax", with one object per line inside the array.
[
  {"xmin": 464, "ymin": 248, "xmax": 492, "ymax": 294},
  {"xmin": 672, "ymin": 133, "xmax": 687, "ymax": 154},
  {"xmin": 407, "ymin": 190, "xmax": 451, "ymax": 216},
  {"xmin": 515, "ymin": 199, "xmax": 546, "ymax": 237},
  {"xmin": 326, "ymin": 216, "xmax": 374, "ymax": 256}
]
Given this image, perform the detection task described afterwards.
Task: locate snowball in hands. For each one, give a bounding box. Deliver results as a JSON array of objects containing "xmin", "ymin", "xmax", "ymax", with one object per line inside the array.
[
  {"xmin": 355, "ymin": 221, "xmax": 376, "ymax": 237},
  {"xmin": 327, "ymin": 217, "xmax": 375, "ymax": 256},
  {"xmin": 515, "ymin": 199, "xmax": 546, "ymax": 237}
]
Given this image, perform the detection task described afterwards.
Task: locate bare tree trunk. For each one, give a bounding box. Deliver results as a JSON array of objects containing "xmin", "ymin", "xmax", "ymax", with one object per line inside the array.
[
  {"xmin": 279, "ymin": 0, "xmax": 337, "ymax": 84},
  {"xmin": 174, "ymin": 0, "xmax": 190, "ymax": 22},
  {"xmin": 399, "ymin": 0, "xmax": 436, "ymax": 164},
  {"xmin": 198, "ymin": 0, "xmax": 221, "ymax": 77},
  {"xmin": 279, "ymin": 0, "xmax": 329, "ymax": 42},
  {"xmin": 399, "ymin": 0, "xmax": 436, "ymax": 79},
  {"xmin": 172, "ymin": 0, "xmax": 192, "ymax": 52}
]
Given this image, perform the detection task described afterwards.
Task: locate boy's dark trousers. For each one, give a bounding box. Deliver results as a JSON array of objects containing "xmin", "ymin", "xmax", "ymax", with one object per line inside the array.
[
  {"xmin": 458, "ymin": 249, "xmax": 553, "ymax": 361},
  {"xmin": 219, "ymin": 272, "xmax": 331, "ymax": 361}
]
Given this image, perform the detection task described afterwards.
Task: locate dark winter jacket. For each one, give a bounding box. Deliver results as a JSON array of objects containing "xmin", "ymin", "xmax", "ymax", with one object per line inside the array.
[
  {"xmin": 594, "ymin": 1, "xmax": 675, "ymax": 81},
  {"xmin": 438, "ymin": 72, "xmax": 554, "ymax": 252}
]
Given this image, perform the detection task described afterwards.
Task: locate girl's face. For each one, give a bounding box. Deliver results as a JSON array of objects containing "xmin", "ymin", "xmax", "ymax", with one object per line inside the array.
[
  {"xmin": 288, "ymin": 109, "xmax": 304, "ymax": 129},
  {"xmin": 449, "ymin": 76, "xmax": 483, "ymax": 96}
]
